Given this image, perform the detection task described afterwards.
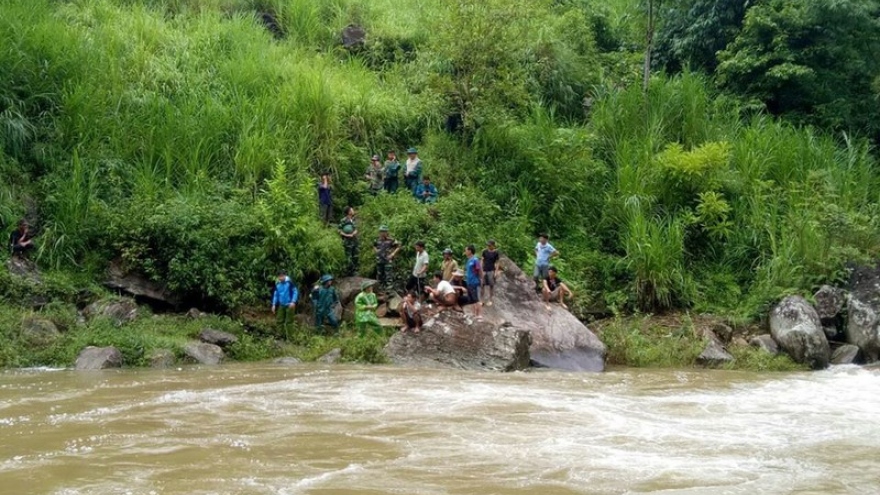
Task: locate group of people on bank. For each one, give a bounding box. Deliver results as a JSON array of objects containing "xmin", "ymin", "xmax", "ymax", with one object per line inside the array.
[
  {"xmin": 271, "ymin": 222, "xmax": 575, "ymax": 336},
  {"xmin": 317, "ymin": 148, "xmax": 438, "ymax": 226}
]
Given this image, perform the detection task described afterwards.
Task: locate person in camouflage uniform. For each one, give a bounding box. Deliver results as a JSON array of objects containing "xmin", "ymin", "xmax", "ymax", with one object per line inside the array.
[
  {"xmin": 373, "ymin": 225, "xmax": 401, "ymax": 295},
  {"xmin": 338, "ymin": 206, "xmax": 359, "ymax": 276},
  {"xmin": 365, "ymin": 155, "xmax": 384, "ymax": 196}
]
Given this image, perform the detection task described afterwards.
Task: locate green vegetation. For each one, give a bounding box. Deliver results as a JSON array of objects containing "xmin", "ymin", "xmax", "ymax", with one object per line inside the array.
[{"xmin": 1, "ymin": 0, "xmax": 879, "ymax": 369}]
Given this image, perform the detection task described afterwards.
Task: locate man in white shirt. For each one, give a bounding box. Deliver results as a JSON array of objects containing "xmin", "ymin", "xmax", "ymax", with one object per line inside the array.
[
  {"xmin": 406, "ymin": 240, "xmax": 430, "ymax": 300},
  {"xmin": 425, "ymin": 272, "xmax": 462, "ymax": 311}
]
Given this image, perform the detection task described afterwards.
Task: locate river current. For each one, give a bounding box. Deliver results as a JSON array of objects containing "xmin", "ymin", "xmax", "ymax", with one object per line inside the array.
[{"xmin": 1, "ymin": 364, "xmax": 878, "ymax": 494}]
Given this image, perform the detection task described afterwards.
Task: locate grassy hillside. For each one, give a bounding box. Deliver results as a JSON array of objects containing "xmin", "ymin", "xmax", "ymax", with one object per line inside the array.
[{"xmin": 1, "ymin": 0, "xmax": 879, "ymax": 367}]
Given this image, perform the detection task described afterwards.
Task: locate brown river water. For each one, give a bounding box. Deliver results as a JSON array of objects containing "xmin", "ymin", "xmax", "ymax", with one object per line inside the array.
[{"xmin": 1, "ymin": 364, "xmax": 879, "ymax": 495}]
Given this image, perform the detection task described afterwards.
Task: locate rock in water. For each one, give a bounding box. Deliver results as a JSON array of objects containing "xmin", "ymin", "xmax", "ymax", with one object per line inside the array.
[
  {"xmin": 384, "ymin": 310, "xmax": 531, "ymax": 371},
  {"xmin": 830, "ymin": 344, "xmax": 860, "ymax": 365},
  {"xmin": 184, "ymin": 342, "xmax": 224, "ymax": 365},
  {"xmin": 489, "ymin": 256, "xmax": 606, "ymax": 371},
  {"xmin": 75, "ymin": 346, "xmax": 123, "ymax": 370},
  {"xmin": 318, "ymin": 348, "xmax": 342, "ymax": 364},
  {"xmin": 20, "ymin": 317, "xmax": 60, "ymax": 346},
  {"xmin": 198, "ymin": 328, "xmax": 239, "ymax": 348},
  {"xmin": 769, "ymin": 296, "xmax": 831, "ymax": 369},
  {"xmin": 83, "ymin": 298, "xmax": 139, "ymax": 326},
  {"xmin": 845, "ymin": 265, "xmax": 880, "ymax": 362},
  {"xmin": 148, "ymin": 349, "xmax": 175, "ymax": 369}
]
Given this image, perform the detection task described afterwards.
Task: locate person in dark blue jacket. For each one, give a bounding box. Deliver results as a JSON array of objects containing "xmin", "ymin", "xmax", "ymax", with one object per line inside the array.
[{"xmin": 271, "ymin": 271, "xmax": 299, "ymax": 330}]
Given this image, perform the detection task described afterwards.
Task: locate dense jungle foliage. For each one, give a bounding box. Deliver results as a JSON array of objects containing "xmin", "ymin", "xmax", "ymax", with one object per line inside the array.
[{"xmin": 1, "ymin": 0, "xmax": 880, "ymax": 366}]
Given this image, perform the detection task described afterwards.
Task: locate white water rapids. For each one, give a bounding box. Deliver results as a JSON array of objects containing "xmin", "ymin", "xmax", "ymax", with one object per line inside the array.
[{"xmin": 1, "ymin": 364, "xmax": 879, "ymax": 494}]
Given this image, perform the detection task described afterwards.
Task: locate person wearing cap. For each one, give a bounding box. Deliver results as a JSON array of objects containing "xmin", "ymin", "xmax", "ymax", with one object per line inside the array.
[
  {"xmin": 9, "ymin": 219, "xmax": 35, "ymax": 257},
  {"xmin": 425, "ymin": 271, "xmax": 462, "ymax": 312},
  {"xmin": 481, "ymin": 240, "xmax": 501, "ymax": 306},
  {"xmin": 383, "ymin": 150, "xmax": 401, "ymax": 194},
  {"xmin": 542, "ymin": 266, "xmax": 573, "ymax": 310},
  {"xmin": 317, "ymin": 172, "xmax": 333, "ymax": 225},
  {"xmin": 373, "ymin": 225, "xmax": 400, "ymax": 295},
  {"xmin": 464, "ymin": 244, "xmax": 483, "ymax": 320},
  {"xmin": 414, "ymin": 176, "xmax": 438, "ymax": 204},
  {"xmin": 534, "ymin": 233, "xmax": 558, "ymax": 286},
  {"xmin": 365, "ymin": 154, "xmax": 384, "ymax": 196},
  {"xmin": 311, "ymin": 274, "xmax": 340, "ymax": 330},
  {"xmin": 354, "ymin": 280, "xmax": 382, "ymax": 336},
  {"xmin": 441, "ymin": 248, "xmax": 459, "ymax": 281},
  {"xmin": 271, "ymin": 270, "xmax": 299, "ymax": 332},
  {"xmin": 404, "ymin": 147, "xmax": 422, "ymax": 192},
  {"xmin": 338, "ymin": 206, "xmax": 359, "ymax": 276},
  {"xmin": 406, "ymin": 241, "xmax": 430, "ymax": 300}
]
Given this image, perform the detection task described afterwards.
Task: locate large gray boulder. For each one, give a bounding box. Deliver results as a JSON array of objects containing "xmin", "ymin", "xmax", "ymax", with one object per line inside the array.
[
  {"xmin": 769, "ymin": 296, "xmax": 831, "ymax": 370},
  {"xmin": 183, "ymin": 342, "xmax": 224, "ymax": 365},
  {"xmin": 83, "ymin": 298, "xmax": 138, "ymax": 326},
  {"xmin": 318, "ymin": 348, "xmax": 342, "ymax": 364},
  {"xmin": 335, "ymin": 276, "xmax": 377, "ymax": 306},
  {"xmin": 20, "ymin": 317, "xmax": 60, "ymax": 346},
  {"xmin": 488, "ymin": 256, "xmax": 606, "ymax": 371},
  {"xmin": 749, "ymin": 334, "xmax": 779, "ymax": 355},
  {"xmin": 148, "ymin": 349, "xmax": 176, "ymax": 369},
  {"xmin": 198, "ymin": 328, "xmax": 238, "ymax": 348},
  {"xmin": 845, "ymin": 265, "xmax": 880, "ymax": 362},
  {"xmin": 6, "ymin": 256, "xmax": 41, "ymax": 283},
  {"xmin": 814, "ymin": 285, "xmax": 846, "ymax": 321},
  {"xmin": 384, "ymin": 310, "xmax": 531, "ymax": 371},
  {"xmin": 104, "ymin": 260, "xmax": 180, "ymax": 308},
  {"xmin": 75, "ymin": 346, "xmax": 123, "ymax": 370}
]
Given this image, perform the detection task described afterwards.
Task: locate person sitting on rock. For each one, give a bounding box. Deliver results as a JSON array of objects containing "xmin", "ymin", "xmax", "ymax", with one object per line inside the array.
[
  {"xmin": 9, "ymin": 219, "xmax": 35, "ymax": 257},
  {"xmin": 271, "ymin": 270, "xmax": 299, "ymax": 333},
  {"xmin": 355, "ymin": 280, "xmax": 382, "ymax": 336},
  {"xmin": 425, "ymin": 271, "xmax": 462, "ymax": 312},
  {"xmin": 399, "ymin": 291, "xmax": 422, "ymax": 334},
  {"xmin": 311, "ymin": 274, "xmax": 340, "ymax": 331},
  {"xmin": 414, "ymin": 176, "xmax": 438, "ymax": 204},
  {"xmin": 542, "ymin": 266, "xmax": 573, "ymax": 310},
  {"xmin": 450, "ymin": 269, "xmax": 470, "ymax": 306},
  {"xmin": 441, "ymin": 248, "xmax": 458, "ymax": 281}
]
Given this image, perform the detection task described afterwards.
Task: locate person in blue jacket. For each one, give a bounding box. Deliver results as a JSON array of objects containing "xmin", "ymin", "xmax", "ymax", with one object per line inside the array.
[
  {"xmin": 271, "ymin": 270, "xmax": 299, "ymax": 330},
  {"xmin": 414, "ymin": 176, "xmax": 438, "ymax": 204}
]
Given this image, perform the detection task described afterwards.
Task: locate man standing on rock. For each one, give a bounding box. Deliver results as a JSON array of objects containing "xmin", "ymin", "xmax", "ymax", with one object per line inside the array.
[
  {"xmin": 311, "ymin": 274, "xmax": 340, "ymax": 331},
  {"xmin": 374, "ymin": 225, "xmax": 400, "ymax": 296},
  {"xmin": 407, "ymin": 241, "xmax": 429, "ymax": 301},
  {"xmin": 338, "ymin": 206, "xmax": 359, "ymax": 276},
  {"xmin": 481, "ymin": 239, "xmax": 501, "ymax": 306},
  {"xmin": 534, "ymin": 233, "xmax": 558, "ymax": 287},
  {"xmin": 465, "ymin": 245, "xmax": 483, "ymax": 321},
  {"xmin": 441, "ymin": 248, "xmax": 458, "ymax": 281},
  {"xmin": 271, "ymin": 270, "xmax": 299, "ymax": 332}
]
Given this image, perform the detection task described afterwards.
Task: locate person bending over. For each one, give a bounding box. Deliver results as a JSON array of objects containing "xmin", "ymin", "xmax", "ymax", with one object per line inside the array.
[{"xmin": 425, "ymin": 271, "xmax": 462, "ymax": 312}]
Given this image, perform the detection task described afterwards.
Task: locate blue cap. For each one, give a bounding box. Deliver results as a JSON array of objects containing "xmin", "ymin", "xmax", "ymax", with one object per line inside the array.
[
  {"xmin": 320, "ymin": 274, "xmax": 334, "ymax": 283},
  {"xmin": 407, "ymin": 147, "xmax": 418, "ymax": 154}
]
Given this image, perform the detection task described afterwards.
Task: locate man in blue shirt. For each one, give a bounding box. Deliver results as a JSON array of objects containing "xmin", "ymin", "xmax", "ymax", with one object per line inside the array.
[
  {"xmin": 271, "ymin": 270, "xmax": 299, "ymax": 333},
  {"xmin": 534, "ymin": 233, "xmax": 558, "ymax": 285},
  {"xmin": 464, "ymin": 244, "xmax": 483, "ymax": 321},
  {"xmin": 414, "ymin": 176, "xmax": 438, "ymax": 204}
]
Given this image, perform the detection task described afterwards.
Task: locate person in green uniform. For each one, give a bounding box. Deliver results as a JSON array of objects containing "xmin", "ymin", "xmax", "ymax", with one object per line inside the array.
[
  {"xmin": 338, "ymin": 206, "xmax": 359, "ymax": 276},
  {"xmin": 373, "ymin": 225, "xmax": 400, "ymax": 296},
  {"xmin": 311, "ymin": 274, "xmax": 340, "ymax": 331},
  {"xmin": 383, "ymin": 150, "xmax": 401, "ymax": 194},
  {"xmin": 365, "ymin": 155, "xmax": 384, "ymax": 196},
  {"xmin": 355, "ymin": 280, "xmax": 382, "ymax": 336}
]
